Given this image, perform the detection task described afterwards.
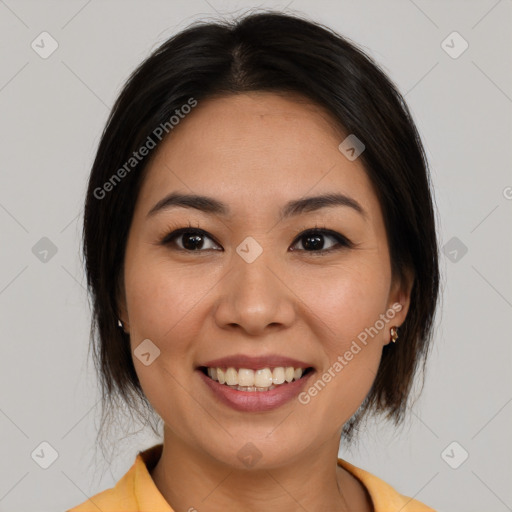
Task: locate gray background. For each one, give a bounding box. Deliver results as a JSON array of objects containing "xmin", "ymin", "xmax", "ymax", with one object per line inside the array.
[{"xmin": 0, "ymin": 1, "xmax": 511, "ymax": 511}]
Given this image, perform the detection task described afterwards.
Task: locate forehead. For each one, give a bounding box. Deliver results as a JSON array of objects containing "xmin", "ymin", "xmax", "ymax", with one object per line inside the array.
[{"xmin": 136, "ymin": 92, "xmax": 378, "ymax": 220}]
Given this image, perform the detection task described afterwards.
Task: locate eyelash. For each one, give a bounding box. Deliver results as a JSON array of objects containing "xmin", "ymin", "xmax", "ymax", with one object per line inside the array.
[{"xmin": 157, "ymin": 221, "xmax": 353, "ymax": 255}]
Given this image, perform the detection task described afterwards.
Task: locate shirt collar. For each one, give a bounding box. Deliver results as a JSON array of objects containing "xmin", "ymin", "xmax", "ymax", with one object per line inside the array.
[
  {"xmin": 133, "ymin": 443, "xmax": 425, "ymax": 511},
  {"xmin": 133, "ymin": 443, "xmax": 173, "ymax": 511}
]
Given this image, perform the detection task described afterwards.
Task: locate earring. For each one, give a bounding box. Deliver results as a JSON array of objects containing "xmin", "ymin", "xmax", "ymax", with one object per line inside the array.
[
  {"xmin": 117, "ymin": 319, "xmax": 123, "ymax": 328},
  {"xmin": 390, "ymin": 326, "xmax": 399, "ymax": 343}
]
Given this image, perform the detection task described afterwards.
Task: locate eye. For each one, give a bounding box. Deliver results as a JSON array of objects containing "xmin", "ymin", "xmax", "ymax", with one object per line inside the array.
[
  {"xmin": 161, "ymin": 227, "xmax": 221, "ymax": 252},
  {"xmin": 290, "ymin": 227, "xmax": 352, "ymax": 254},
  {"xmin": 159, "ymin": 223, "xmax": 353, "ymax": 254}
]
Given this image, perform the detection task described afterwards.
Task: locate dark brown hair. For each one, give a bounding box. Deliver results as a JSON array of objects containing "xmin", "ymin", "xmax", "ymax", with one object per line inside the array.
[{"xmin": 82, "ymin": 10, "xmax": 440, "ymax": 454}]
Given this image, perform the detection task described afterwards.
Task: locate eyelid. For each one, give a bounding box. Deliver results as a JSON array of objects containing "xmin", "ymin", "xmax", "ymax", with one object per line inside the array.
[{"xmin": 290, "ymin": 225, "xmax": 354, "ymax": 251}]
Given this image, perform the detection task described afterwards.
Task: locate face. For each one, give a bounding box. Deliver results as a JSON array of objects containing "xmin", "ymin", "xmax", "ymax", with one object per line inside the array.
[{"xmin": 118, "ymin": 92, "xmax": 411, "ymax": 469}]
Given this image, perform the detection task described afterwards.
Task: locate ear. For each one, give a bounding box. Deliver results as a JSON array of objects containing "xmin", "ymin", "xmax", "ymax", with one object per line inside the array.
[
  {"xmin": 116, "ymin": 272, "xmax": 130, "ymax": 334},
  {"xmin": 386, "ymin": 267, "xmax": 414, "ymax": 341}
]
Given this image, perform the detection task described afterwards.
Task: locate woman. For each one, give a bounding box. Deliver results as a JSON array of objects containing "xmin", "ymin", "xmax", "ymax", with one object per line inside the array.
[{"xmin": 68, "ymin": 10, "xmax": 439, "ymax": 512}]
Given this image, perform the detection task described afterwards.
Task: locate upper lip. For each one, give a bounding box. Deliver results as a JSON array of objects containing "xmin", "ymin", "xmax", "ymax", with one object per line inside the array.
[{"xmin": 199, "ymin": 354, "xmax": 314, "ymax": 370}]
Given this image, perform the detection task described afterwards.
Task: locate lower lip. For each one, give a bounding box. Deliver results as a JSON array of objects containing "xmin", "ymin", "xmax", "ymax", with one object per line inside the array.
[{"xmin": 197, "ymin": 369, "xmax": 314, "ymax": 412}]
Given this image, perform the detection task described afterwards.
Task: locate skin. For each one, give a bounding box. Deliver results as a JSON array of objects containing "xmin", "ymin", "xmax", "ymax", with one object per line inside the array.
[{"xmin": 118, "ymin": 92, "xmax": 412, "ymax": 512}]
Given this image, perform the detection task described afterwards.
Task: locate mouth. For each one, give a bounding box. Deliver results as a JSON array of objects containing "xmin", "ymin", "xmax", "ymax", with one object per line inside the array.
[
  {"xmin": 198, "ymin": 365, "xmax": 315, "ymax": 392},
  {"xmin": 196, "ymin": 354, "xmax": 316, "ymax": 411}
]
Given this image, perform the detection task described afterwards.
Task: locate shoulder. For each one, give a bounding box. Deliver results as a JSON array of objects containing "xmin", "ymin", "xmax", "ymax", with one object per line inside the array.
[
  {"xmin": 337, "ymin": 458, "xmax": 437, "ymax": 512},
  {"xmin": 66, "ymin": 475, "xmax": 137, "ymax": 511},
  {"xmin": 65, "ymin": 461, "xmax": 138, "ymax": 512},
  {"xmin": 66, "ymin": 444, "xmax": 170, "ymax": 512}
]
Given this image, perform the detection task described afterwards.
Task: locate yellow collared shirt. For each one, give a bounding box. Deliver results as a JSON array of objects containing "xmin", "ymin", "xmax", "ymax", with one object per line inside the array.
[{"xmin": 67, "ymin": 444, "xmax": 436, "ymax": 512}]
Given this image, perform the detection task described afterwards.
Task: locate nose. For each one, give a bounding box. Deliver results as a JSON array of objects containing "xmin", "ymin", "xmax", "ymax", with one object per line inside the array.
[{"xmin": 213, "ymin": 249, "xmax": 296, "ymax": 336}]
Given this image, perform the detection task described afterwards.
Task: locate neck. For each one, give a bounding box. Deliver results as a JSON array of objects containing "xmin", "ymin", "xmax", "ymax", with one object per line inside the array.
[{"xmin": 149, "ymin": 427, "xmax": 373, "ymax": 512}]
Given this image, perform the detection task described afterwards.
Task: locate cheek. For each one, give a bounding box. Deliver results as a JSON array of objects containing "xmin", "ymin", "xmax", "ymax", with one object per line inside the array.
[
  {"xmin": 125, "ymin": 254, "xmax": 216, "ymax": 342},
  {"xmin": 296, "ymin": 259, "xmax": 391, "ymax": 347},
  {"xmin": 295, "ymin": 263, "xmax": 390, "ymax": 414},
  {"xmin": 123, "ymin": 257, "xmax": 212, "ymax": 426},
  {"xmin": 293, "ymin": 260, "xmax": 391, "ymax": 420}
]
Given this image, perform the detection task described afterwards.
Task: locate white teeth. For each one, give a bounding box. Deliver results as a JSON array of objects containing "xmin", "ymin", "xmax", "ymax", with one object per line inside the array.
[
  {"xmin": 254, "ymin": 368, "xmax": 273, "ymax": 388},
  {"xmin": 205, "ymin": 365, "xmax": 309, "ymax": 390},
  {"xmin": 225, "ymin": 367, "xmax": 238, "ymax": 386},
  {"xmin": 272, "ymin": 367, "xmax": 285, "ymax": 385},
  {"xmin": 228, "ymin": 385, "xmax": 277, "ymax": 391},
  {"xmin": 238, "ymin": 368, "xmax": 254, "ymax": 387}
]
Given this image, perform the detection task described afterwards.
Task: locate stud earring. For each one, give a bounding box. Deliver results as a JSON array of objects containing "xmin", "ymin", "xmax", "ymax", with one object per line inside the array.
[
  {"xmin": 117, "ymin": 319, "xmax": 123, "ymax": 328},
  {"xmin": 390, "ymin": 326, "xmax": 399, "ymax": 343}
]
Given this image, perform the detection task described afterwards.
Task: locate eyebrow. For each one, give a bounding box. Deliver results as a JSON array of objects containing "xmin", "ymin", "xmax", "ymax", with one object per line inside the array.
[{"xmin": 146, "ymin": 192, "xmax": 366, "ymax": 220}]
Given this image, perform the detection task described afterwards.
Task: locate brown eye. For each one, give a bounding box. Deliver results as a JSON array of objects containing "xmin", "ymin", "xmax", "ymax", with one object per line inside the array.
[
  {"xmin": 290, "ymin": 229, "xmax": 352, "ymax": 253},
  {"xmin": 162, "ymin": 228, "xmax": 221, "ymax": 251},
  {"xmin": 160, "ymin": 227, "xmax": 352, "ymax": 254}
]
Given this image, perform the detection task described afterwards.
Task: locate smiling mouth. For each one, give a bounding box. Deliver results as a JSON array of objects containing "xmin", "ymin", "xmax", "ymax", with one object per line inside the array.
[{"xmin": 199, "ymin": 366, "xmax": 314, "ymax": 392}]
